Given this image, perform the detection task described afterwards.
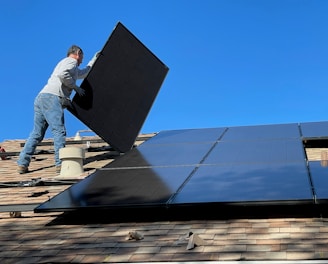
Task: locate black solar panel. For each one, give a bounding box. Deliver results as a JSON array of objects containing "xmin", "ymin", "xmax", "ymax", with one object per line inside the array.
[
  {"xmin": 172, "ymin": 162, "xmax": 312, "ymax": 204},
  {"xmin": 35, "ymin": 166, "xmax": 195, "ymax": 210},
  {"xmin": 68, "ymin": 22, "xmax": 169, "ymax": 152},
  {"xmin": 222, "ymin": 123, "xmax": 300, "ymax": 141},
  {"xmin": 204, "ymin": 140, "xmax": 305, "ymax": 164},
  {"xmin": 35, "ymin": 122, "xmax": 328, "ymax": 215},
  {"xmin": 300, "ymin": 121, "xmax": 328, "ymax": 139},
  {"xmin": 308, "ymin": 161, "xmax": 328, "ymax": 202}
]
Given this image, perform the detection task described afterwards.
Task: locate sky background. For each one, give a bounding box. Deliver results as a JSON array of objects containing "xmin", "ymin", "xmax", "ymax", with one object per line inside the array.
[{"xmin": 1, "ymin": 0, "xmax": 328, "ymax": 141}]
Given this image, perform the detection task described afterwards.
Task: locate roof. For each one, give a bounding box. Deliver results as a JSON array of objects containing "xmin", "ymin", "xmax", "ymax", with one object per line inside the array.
[{"xmin": 1, "ymin": 133, "xmax": 328, "ymax": 263}]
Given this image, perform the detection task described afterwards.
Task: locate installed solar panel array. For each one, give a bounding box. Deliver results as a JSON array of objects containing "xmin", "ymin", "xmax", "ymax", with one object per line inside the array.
[{"xmin": 35, "ymin": 122, "xmax": 328, "ymax": 214}]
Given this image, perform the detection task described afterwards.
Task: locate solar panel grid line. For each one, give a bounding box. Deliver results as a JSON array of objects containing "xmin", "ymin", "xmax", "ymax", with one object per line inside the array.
[
  {"xmin": 297, "ymin": 122, "xmax": 303, "ymax": 138},
  {"xmin": 100, "ymin": 164, "xmax": 200, "ymax": 170},
  {"xmin": 165, "ymin": 165, "xmax": 200, "ymax": 206},
  {"xmin": 299, "ymin": 136, "xmax": 317, "ymax": 203},
  {"xmin": 165, "ymin": 130, "xmax": 229, "ymax": 206},
  {"xmin": 135, "ymin": 141, "xmax": 222, "ymax": 147},
  {"xmin": 294, "ymin": 122, "xmax": 327, "ymax": 203},
  {"xmin": 198, "ymin": 160, "xmax": 307, "ymax": 166}
]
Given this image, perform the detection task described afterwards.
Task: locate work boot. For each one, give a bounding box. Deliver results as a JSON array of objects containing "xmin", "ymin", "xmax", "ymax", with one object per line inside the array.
[{"xmin": 17, "ymin": 165, "xmax": 28, "ymax": 174}]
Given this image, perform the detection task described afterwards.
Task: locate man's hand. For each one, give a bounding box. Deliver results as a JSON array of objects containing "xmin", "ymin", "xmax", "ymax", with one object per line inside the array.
[
  {"xmin": 75, "ymin": 87, "xmax": 85, "ymax": 96},
  {"xmin": 87, "ymin": 51, "xmax": 101, "ymax": 67},
  {"xmin": 60, "ymin": 97, "xmax": 72, "ymax": 108}
]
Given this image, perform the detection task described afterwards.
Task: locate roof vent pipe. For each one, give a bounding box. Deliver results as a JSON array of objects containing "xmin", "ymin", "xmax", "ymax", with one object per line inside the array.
[{"xmin": 57, "ymin": 147, "xmax": 85, "ymax": 178}]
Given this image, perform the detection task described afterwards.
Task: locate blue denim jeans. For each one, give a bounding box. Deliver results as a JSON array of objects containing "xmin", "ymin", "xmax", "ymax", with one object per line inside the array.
[{"xmin": 18, "ymin": 93, "xmax": 66, "ymax": 167}]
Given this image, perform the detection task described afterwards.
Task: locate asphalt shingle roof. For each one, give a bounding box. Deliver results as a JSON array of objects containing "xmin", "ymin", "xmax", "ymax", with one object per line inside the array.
[{"xmin": 1, "ymin": 134, "xmax": 328, "ymax": 263}]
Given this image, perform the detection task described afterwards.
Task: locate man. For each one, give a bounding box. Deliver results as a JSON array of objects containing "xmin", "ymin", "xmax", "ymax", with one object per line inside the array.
[{"xmin": 17, "ymin": 45, "xmax": 99, "ymax": 174}]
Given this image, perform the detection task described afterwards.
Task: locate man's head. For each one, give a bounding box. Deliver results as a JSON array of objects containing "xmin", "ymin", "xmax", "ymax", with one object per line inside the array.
[{"xmin": 67, "ymin": 45, "xmax": 84, "ymax": 66}]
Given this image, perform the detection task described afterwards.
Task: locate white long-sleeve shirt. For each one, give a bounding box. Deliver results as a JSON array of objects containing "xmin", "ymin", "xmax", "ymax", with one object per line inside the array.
[{"xmin": 40, "ymin": 57, "xmax": 91, "ymax": 98}]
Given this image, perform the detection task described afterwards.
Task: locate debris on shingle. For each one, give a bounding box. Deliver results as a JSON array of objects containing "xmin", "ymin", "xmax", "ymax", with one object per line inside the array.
[
  {"xmin": 175, "ymin": 231, "xmax": 192, "ymax": 245},
  {"xmin": 28, "ymin": 190, "xmax": 49, "ymax": 197},
  {"xmin": 175, "ymin": 231, "xmax": 207, "ymax": 250},
  {"xmin": 186, "ymin": 232, "xmax": 207, "ymax": 250},
  {"xmin": 9, "ymin": 211, "xmax": 22, "ymax": 218},
  {"xmin": 127, "ymin": 230, "xmax": 144, "ymax": 240}
]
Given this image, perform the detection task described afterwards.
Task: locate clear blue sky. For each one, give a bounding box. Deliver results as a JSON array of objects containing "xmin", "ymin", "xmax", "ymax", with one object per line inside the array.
[{"xmin": 1, "ymin": 0, "xmax": 328, "ymax": 141}]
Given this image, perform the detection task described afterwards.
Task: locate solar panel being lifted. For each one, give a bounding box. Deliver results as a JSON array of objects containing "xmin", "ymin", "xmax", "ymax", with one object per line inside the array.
[{"xmin": 68, "ymin": 22, "xmax": 169, "ymax": 153}]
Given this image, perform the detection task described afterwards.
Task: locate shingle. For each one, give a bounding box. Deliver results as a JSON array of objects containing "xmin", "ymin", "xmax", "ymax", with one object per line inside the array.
[{"xmin": 1, "ymin": 134, "xmax": 328, "ymax": 263}]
